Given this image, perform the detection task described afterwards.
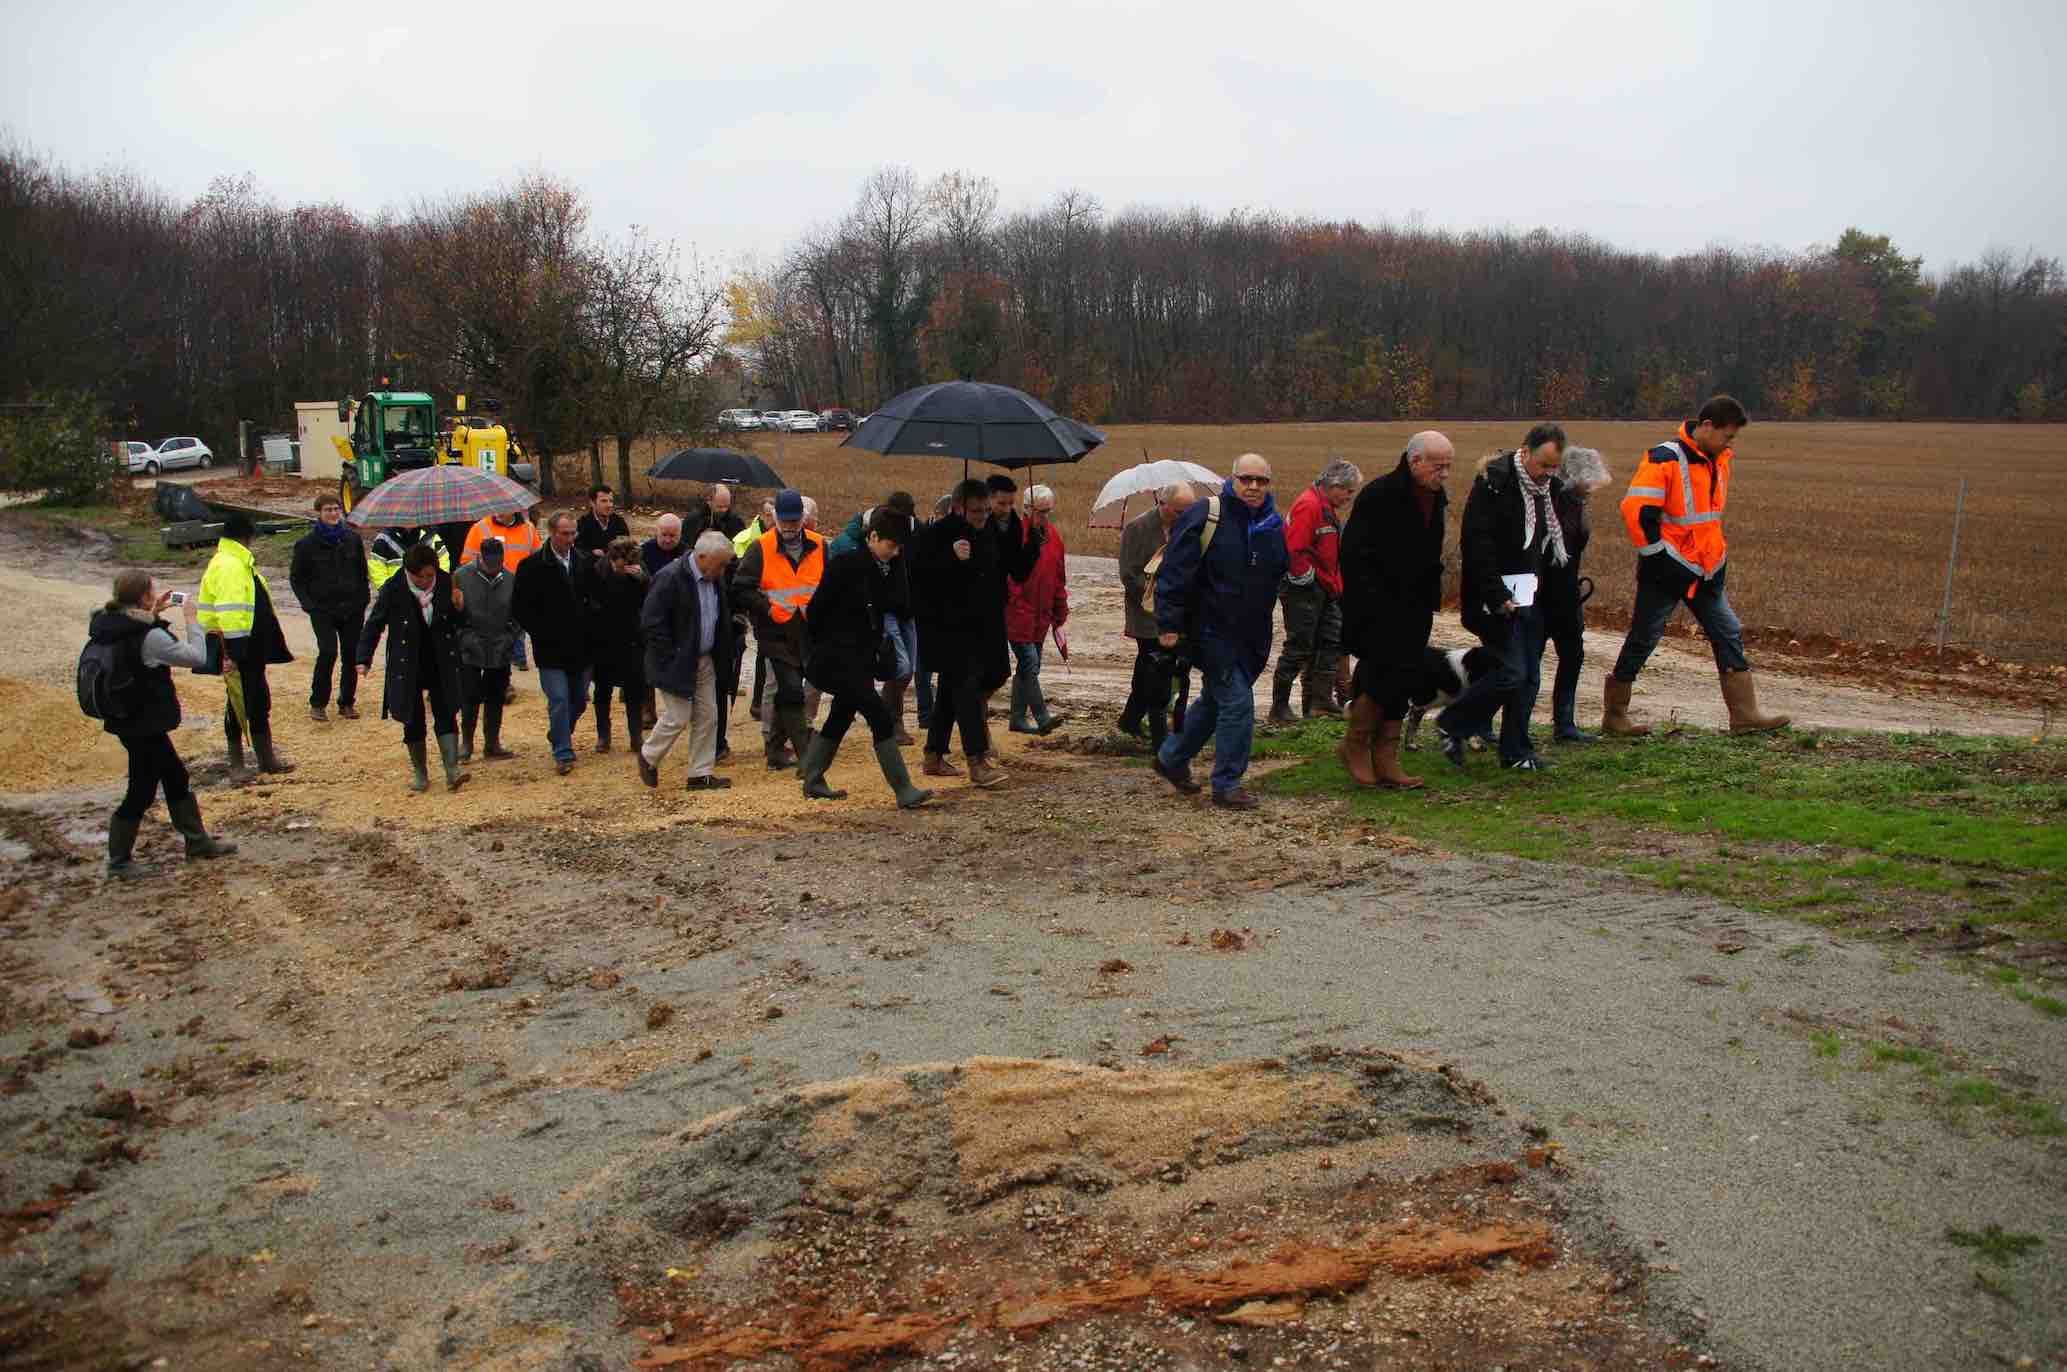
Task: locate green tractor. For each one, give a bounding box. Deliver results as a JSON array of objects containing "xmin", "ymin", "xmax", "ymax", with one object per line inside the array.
[
  {"xmin": 332, "ymin": 389, "xmax": 535, "ymax": 514},
  {"xmin": 333, "ymin": 389, "xmax": 441, "ymax": 513}
]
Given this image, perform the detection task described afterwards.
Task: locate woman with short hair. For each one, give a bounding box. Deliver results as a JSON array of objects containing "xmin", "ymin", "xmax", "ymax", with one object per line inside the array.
[{"xmin": 86, "ymin": 570, "xmax": 238, "ymax": 878}]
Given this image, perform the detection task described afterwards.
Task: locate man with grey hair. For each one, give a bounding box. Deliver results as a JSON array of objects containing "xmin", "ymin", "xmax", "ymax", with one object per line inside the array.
[
  {"xmin": 640, "ymin": 513, "xmax": 686, "ymax": 578},
  {"xmin": 1271, "ymin": 458, "xmax": 1360, "ymax": 723},
  {"xmin": 1338, "ymin": 431, "xmax": 1453, "ymax": 787},
  {"xmin": 1152, "ymin": 454, "xmax": 1288, "ymax": 809},
  {"xmin": 1116, "ymin": 480, "xmax": 1196, "ymax": 744},
  {"xmin": 1006, "ymin": 483, "xmax": 1069, "ymax": 734},
  {"xmin": 638, "ymin": 530, "xmax": 738, "ymax": 790}
]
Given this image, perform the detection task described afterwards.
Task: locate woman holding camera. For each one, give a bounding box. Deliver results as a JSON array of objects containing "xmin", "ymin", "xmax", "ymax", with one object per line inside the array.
[{"xmin": 86, "ymin": 570, "xmax": 238, "ymax": 878}]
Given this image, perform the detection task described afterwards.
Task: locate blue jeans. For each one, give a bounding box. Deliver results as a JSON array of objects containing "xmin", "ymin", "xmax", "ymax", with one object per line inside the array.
[
  {"xmin": 883, "ymin": 613, "xmax": 919, "ymax": 682},
  {"xmin": 538, "ymin": 667, "xmax": 591, "ymax": 764},
  {"xmin": 1612, "ymin": 573, "xmax": 1750, "ymax": 680},
  {"xmin": 1158, "ymin": 657, "xmax": 1255, "ymax": 796},
  {"xmin": 1008, "ymin": 640, "xmax": 1050, "ymax": 727},
  {"xmin": 1437, "ymin": 607, "xmax": 1546, "ymax": 765},
  {"xmin": 510, "ymin": 632, "xmax": 529, "ymax": 670}
]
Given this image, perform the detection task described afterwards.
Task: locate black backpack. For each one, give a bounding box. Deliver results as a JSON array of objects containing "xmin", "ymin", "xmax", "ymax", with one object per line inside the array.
[{"xmin": 77, "ymin": 637, "xmax": 135, "ymax": 722}]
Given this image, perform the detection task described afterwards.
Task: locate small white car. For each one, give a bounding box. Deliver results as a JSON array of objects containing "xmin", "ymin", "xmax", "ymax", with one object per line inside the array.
[
  {"xmin": 716, "ymin": 408, "xmax": 763, "ymax": 432},
  {"xmin": 130, "ymin": 437, "xmax": 214, "ymax": 474},
  {"xmin": 783, "ymin": 410, "xmax": 821, "ymax": 432},
  {"xmin": 760, "ymin": 410, "xmax": 789, "ymax": 432}
]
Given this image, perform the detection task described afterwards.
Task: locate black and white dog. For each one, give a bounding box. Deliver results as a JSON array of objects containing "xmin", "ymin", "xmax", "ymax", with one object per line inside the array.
[{"xmin": 1401, "ymin": 646, "xmax": 1500, "ymax": 751}]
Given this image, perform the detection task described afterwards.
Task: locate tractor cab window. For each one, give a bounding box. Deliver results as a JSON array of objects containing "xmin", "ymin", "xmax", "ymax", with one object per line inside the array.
[
  {"xmin": 383, "ymin": 406, "xmax": 433, "ymax": 444},
  {"xmin": 353, "ymin": 400, "xmax": 375, "ymax": 452}
]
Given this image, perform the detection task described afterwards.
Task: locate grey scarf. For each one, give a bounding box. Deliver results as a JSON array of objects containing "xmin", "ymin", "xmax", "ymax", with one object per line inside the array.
[{"xmin": 1513, "ymin": 452, "xmax": 1568, "ymax": 568}]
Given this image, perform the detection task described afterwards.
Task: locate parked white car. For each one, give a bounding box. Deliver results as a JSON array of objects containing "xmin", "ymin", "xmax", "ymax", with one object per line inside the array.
[
  {"xmin": 716, "ymin": 408, "xmax": 763, "ymax": 432},
  {"xmin": 129, "ymin": 437, "xmax": 214, "ymax": 474},
  {"xmin": 760, "ymin": 410, "xmax": 789, "ymax": 432},
  {"xmin": 782, "ymin": 410, "xmax": 821, "ymax": 432}
]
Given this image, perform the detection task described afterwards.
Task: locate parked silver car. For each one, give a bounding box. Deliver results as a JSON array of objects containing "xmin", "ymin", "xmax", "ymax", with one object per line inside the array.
[
  {"xmin": 129, "ymin": 436, "xmax": 215, "ymax": 475},
  {"xmin": 716, "ymin": 408, "xmax": 763, "ymax": 432}
]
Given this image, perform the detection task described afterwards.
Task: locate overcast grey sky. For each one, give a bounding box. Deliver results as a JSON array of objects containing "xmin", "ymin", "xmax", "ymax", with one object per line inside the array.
[{"xmin": 5, "ymin": 0, "xmax": 2062, "ymax": 274}]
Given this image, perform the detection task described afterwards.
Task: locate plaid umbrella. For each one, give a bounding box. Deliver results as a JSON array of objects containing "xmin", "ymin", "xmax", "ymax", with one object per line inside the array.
[{"xmin": 345, "ymin": 465, "xmax": 537, "ymax": 530}]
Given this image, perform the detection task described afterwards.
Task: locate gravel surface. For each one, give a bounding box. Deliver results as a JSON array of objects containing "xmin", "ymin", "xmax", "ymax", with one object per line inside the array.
[{"xmin": 1, "ymin": 510, "xmax": 2061, "ymax": 1371}]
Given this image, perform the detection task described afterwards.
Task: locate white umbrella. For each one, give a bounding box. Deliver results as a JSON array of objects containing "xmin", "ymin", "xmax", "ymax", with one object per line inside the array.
[{"xmin": 1088, "ymin": 459, "xmax": 1221, "ymax": 528}]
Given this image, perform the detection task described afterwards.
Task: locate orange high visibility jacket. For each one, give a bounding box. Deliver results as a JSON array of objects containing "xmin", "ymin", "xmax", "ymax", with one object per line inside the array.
[
  {"xmin": 755, "ymin": 527, "xmax": 825, "ymax": 622},
  {"xmin": 1620, "ymin": 422, "xmax": 1730, "ymax": 585},
  {"xmin": 464, "ymin": 515, "xmax": 542, "ymax": 570}
]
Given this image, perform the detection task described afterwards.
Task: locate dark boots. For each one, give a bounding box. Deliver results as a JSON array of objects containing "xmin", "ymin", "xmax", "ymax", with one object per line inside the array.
[
  {"xmin": 106, "ymin": 815, "xmax": 145, "ymax": 880},
  {"xmin": 874, "ymin": 739, "xmax": 931, "ymax": 809},
  {"xmin": 250, "ymin": 724, "xmax": 295, "ymax": 774},
  {"xmin": 1301, "ymin": 671, "xmax": 1342, "ymax": 718},
  {"xmin": 1267, "ymin": 674, "xmax": 1298, "ymax": 725},
  {"xmin": 595, "ymin": 696, "xmax": 613, "ymax": 752},
  {"xmin": 168, "ymin": 796, "xmax": 237, "ymax": 858},
  {"xmin": 436, "ymin": 734, "xmax": 471, "ymax": 792},
  {"xmin": 881, "ymin": 679, "xmax": 916, "ymax": 746},
  {"xmin": 482, "ymin": 699, "xmax": 514, "ymax": 758},
  {"xmin": 798, "ymin": 732, "xmax": 847, "ymax": 800},
  {"xmin": 225, "ymin": 724, "xmax": 250, "ymax": 777},
  {"xmin": 406, "ymin": 739, "xmax": 431, "ymax": 792}
]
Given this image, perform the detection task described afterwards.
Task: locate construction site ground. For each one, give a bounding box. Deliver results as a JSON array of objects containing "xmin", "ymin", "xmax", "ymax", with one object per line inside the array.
[{"xmin": 1, "ymin": 490, "xmax": 2062, "ymax": 1372}]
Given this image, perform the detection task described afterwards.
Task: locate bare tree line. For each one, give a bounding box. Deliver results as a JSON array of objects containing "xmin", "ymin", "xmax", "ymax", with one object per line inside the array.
[
  {"xmin": 738, "ymin": 170, "xmax": 2067, "ymax": 425},
  {"xmin": 0, "ymin": 144, "xmax": 723, "ymax": 497},
  {"xmin": 4, "ymin": 142, "xmax": 2064, "ymax": 493}
]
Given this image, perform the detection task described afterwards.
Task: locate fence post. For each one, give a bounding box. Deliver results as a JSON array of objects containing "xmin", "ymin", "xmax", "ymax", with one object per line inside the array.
[{"xmin": 1935, "ymin": 477, "xmax": 1968, "ymax": 652}]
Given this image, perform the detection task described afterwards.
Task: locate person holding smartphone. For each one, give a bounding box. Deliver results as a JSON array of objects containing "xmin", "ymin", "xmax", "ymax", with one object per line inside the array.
[{"xmin": 87, "ymin": 570, "xmax": 238, "ymax": 878}]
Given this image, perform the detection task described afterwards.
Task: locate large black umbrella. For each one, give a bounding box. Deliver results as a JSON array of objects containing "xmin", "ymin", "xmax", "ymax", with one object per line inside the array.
[
  {"xmin": 647, "ymin": 448, "xmax": 786, "ymax": 487},
  {"xmin": 842, "ymin": 382, "xmax": 1105, "ymax": 474}
]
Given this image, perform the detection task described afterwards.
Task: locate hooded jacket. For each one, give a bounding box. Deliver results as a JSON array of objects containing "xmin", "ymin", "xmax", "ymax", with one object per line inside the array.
[{"xmin": 1154, "ymin": 479, "xmax": 1288, "ymax": 679}]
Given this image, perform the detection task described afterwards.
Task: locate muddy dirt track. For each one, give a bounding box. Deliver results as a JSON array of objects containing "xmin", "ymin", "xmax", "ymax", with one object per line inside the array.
[{"xmin": 1, "ymin": 515, "xmax": 2063, "ymax": 1372}]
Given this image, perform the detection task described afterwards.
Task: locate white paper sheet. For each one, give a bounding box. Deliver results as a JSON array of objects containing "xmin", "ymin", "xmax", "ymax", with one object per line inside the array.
[{"xmin": 1502, "ymin": 572, "xmax": 1539, "ymax": 607}]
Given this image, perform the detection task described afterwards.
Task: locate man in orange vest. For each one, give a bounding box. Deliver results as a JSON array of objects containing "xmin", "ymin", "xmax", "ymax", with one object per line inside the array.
[
  {"xmin": 463, "ymin": 506, "xmax": 545, "ymax": 683},
  {"xmin": 1604, "ymin": 394, "xmax": 1789, "ymax": 736},
  {"xmin": 733, "ymin": 488, "xmax": 826, "ymax": 769}
]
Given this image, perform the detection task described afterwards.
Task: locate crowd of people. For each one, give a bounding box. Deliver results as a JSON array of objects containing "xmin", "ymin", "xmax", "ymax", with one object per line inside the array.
[{"xmin": 87, "ymin": 397, "xmax": 1788, "ymax": 873}]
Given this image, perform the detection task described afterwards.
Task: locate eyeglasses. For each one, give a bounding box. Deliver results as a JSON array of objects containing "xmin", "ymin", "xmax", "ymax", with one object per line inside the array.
[{"xmin": 1234, "ymin": 474, "xmax": 1272, "ymax": 487}]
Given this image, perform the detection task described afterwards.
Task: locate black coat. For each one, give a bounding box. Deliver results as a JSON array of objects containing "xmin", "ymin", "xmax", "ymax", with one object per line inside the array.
[
  {"xmin": 1340, "ymin": 455, "xmax": 1448, "ymax": 670},
  {"xmin": 1539, "ymin": 481, "xmax": 1593, "ymax": 624},
  {"xmin": 87, "ymin": 611, "xmax": 181, "ymax": 739},
  {"xmin": 913, "ymin": 511, "xmax": 1039, "ymax": 676},
  {"xmin": 224, "ymin": 579, "xmax": 295, "ymax": 668},
  {"xmin": 591, "ymin": 562, "xmax": 650, "ymax": 677},
  {"xmin": 356, "ymin": 570, "xmax": 467, "ymax": 722},
  {"xmin": 288, "ymin": 527, "xmax": 370, "ymax": 618},
  {"xmin": 641, "ymin": 556, "xmax": 736, "ymax": 699},
  {"xmin": 575, "ymin": 511, "xmax": 629, "ymax": 555},
  {"xmin": 640, "ymin": 537, "xmax": 686, "ymax": 580},
  {"xmin": 1459, "ymin": 451, "xmax": 1555, "ymax": 640},
  {"xmin": 511, "ymin": 547, "xmax": 598, "ymax": 670},
  {"xmin": 805, "ymin": 547, "xmax": 890, "ymax": 690}
]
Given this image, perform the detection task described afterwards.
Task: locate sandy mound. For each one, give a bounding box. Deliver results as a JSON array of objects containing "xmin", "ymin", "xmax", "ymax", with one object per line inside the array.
[{"xmin": 589, "ymin": 1055, "xmax": 1681, "ymax": 1371}]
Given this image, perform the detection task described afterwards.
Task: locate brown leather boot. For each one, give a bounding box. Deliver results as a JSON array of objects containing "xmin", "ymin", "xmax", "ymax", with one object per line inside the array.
[
  {"xmin": 1719, "ymin": 669, "xmax": 1790, "ymax": 734},
  {"xmin": 1601, "ymin": 677, "xmax": 1650, "ymax": 737},
  {"xmin": 1336, "ymin": 695, "xmax": 1380, "ymax": 787},
  {"xmin": 922, "ymin": 752, "xmax": 962, "ymax": 778},
  {"xmin": 967, "ymin": 754, "xmax": 1007, "ymax": 789},
  {"xmin": 1373, "ymin": 718, "xmax": 1424, "ymax": 789}
]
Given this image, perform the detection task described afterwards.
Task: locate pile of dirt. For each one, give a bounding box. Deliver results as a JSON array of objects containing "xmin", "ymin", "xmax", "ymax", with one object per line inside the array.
[
  {"xmin": 579, "ymin": 1056, "xmax": 1689, "ymax": 1371},
  {"xmin": 0, "ymin": 679, "xmax": 131, "ymax": 792}
]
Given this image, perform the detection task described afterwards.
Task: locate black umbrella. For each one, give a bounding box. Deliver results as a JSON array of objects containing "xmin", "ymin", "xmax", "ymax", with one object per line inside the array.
[
  {"xmin": 646, "ymin": 448, "xmax": 787, "ymax": 488},
  {"xmin": 842, "ymin": 382, "xmax": 1105, "ymax": 475}
]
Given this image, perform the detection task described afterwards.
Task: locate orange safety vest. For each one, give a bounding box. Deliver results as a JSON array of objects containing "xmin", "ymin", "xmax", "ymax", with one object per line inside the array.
[
  {"xmin": 756, "ymin": 527, "xmax": 825, "ymax": 623},
  {"xmin": 1620, "ymin": 422, "xmax": 1730, "ymax": 584},
  {"xmin": 465, "ymin": 515, "xmax": 542, "ymax": 570}
]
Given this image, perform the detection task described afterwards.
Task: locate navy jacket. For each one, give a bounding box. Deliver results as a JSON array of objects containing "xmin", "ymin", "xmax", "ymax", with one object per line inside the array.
[
  {"xmin": 641, "ymin": 555, "xmax": 735, "ymax": 700},
  {"xmin": 1154, "ymin": 479, "xmax": 1288, "ymax": 679}
]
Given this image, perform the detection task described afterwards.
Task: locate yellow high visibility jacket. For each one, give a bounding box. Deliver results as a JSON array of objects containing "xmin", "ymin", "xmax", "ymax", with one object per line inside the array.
[
  {"xmin": 197, "ymin": 537, "xmax": 265, "ymax": 640},
  {"xmin": 731, "ymin": 515, "xmax": 768, "ymax": 560},
  {"xmin": 368, "ymin": 531, "xmax": 451, "ymax": 593},
  {"xmin": 1620, "ymin": 422, "xmax": 1730, "ymax": 585}
]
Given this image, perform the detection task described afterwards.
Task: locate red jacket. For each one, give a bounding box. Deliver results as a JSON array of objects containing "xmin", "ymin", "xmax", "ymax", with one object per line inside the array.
[
  {"xmin": 1005, "ymin": 521, "xmax": 1068, "ymax": 643},
  {"xmin": 1284, "ymin": 484, "xmax": 1344, "ymax": 597}
]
